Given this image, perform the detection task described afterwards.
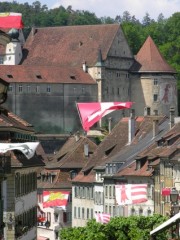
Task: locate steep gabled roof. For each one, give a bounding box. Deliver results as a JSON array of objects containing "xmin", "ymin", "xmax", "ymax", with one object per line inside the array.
[
  {"xmin": 22, "ymin": 24, "xmax": 120, "ymax": 67},
  {"xmin": 45, "ymin": 135, "xmax": 97, "ymax": 169},
  {"xmin": 130, "ymin": 36, "xmax": 176, "ymax": 73},
  {"xmin": 0, "ymin": 107, "xmax": 33, "ymax": 131},
  {"xmin": 0, "ymin": 65, "xmax": 96, "ymax": 84}
]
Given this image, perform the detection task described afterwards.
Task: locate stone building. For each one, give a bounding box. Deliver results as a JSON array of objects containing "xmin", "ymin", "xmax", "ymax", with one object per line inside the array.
[{"xmin": 0, "ymin": 24, "xmax": 177, "ymax": 134}]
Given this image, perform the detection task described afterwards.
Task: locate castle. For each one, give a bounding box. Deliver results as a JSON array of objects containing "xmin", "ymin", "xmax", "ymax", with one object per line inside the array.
[{"xmin": 0, "ymin": 24, "xmax": 177, "ymax": 133}]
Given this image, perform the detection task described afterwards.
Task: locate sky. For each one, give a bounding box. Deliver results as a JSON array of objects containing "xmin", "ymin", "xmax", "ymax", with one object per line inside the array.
[{"xmin": 3, "ymin": 0, "xmax": 180, "ymax": 21}]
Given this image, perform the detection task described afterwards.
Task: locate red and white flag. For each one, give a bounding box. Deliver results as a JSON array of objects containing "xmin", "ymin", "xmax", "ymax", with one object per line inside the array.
[
  {"xmin": 115, "ymin": 184, "xmax": 148, "ymax": 205},
  {"xmin": 77, "ymin": 102, "xmax": 133, "ymax": 131},
  {"xmin": 95, "ymin": 213, "xmax": 110, "ymax": 224},
  {"xmin": 0, "ymin": 12, "xmax": 24, "ymax": 29},
  {"xmin": 43, "ymin": 191, "xmax": 69, "ymax": 208}
]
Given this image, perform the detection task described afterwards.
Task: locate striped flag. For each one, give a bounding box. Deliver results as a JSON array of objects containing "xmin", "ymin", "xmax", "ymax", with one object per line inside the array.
[
  {"xmin": 77, "ymin": 102, "xmax": 133, "ymax": 131},
  {"xmin": 0, "ymin": 12, "xmax": 24, "ymax": 29},
  {"xmin": 115, "ymin": 184, "xmax": 148, "ymax": 205},
  {"xmin": 95, "ymin": 213, "xmax": 110, "ymax": 224}
]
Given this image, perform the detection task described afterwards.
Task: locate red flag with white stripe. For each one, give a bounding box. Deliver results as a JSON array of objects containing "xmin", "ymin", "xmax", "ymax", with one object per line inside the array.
[
  {"xmin": 95, "ymin": 213, "xmax": 110, "ymax": 224},
  {"xmin": 77, "ymin": 102, "xmax": 133, "ymax": 131},
  {"xmin": 115, "ymin": 184, "xmax": 148, "ymax": 205},
  {"xmin": 0, "ymin": 12, "xmax": 24, "ymax": 29}
]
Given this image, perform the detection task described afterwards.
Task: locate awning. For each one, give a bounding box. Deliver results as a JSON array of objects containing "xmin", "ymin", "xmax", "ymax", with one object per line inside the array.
[
  {"xmin": 37, "ymin": 237, "xmax": 49, "ymax": 240},
  {"xmin": 150, "ymin": 212, "xmax": 180, "ymax": 235}
]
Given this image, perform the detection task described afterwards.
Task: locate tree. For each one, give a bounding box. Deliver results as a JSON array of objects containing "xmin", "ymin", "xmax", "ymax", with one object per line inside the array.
[
  {"xmin": 60, "ymin": 215, "xmax": 168, "ymax": 240},
  {"xmin": 142, "ymin": 12, "xmax": 154, "ymax": 26}
]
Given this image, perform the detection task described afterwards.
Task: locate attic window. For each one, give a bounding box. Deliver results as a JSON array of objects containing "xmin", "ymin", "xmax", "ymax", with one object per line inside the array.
[
  {"xmin": 7, "ymin": 74, "xmax": 13, "ymax": 78},
  {"xmin": 105, "ymin": 145, "xmax": 115, "ymax": 156},
  {"xmin": 36, "ymin": 75, "xmax": 42, "ymax": 79},
  {"xmin": 70, "ymin": 75, "xmax": 76, "ymax": 80}
]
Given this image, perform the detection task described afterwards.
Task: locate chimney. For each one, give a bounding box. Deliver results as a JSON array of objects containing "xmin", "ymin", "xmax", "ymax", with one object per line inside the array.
[
  {"xmin": 108, "ymin": 117, "xmax": 112, "ymax": 133},
  {"xmin": 84, "ymin": 143, "xmax": 89, "ymax": 157},
  {"xmin": 170, "ymin": 107, "xmax": 175, "ymax": 129},
  {"xmin": 31, "ymin": 26, "xmax": 37, "ymax": 37},
  {"xmin": 82, "ymin": 61, "xmax": 87, "ymax": 72},
  {"xmin": 128, "ymin": 109, "xmax": 135, "ymax": 144},
  {"xmin": 153, "ymin": 119, "xmax": 159, "ymax": 138},
  {"xmin": 75, "ymin": 131, "xmax": 80, "ymax": 142}
]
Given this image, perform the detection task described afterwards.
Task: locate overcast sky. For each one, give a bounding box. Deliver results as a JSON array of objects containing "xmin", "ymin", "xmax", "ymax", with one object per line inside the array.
[{"xmin": 4, "ymin": 0, "xmax": 180, "ymax": 21}]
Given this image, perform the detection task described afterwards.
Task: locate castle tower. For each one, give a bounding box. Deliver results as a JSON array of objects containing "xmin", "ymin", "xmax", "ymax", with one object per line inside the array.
[{"xmin": 130, "ymin": 36, "xmax": 177, "ymax": 116}]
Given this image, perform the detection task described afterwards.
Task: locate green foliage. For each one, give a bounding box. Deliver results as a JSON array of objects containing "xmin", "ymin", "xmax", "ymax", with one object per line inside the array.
[{"xmin": 60, "ymin": 215, "xmax": 169, "ymax": 240}]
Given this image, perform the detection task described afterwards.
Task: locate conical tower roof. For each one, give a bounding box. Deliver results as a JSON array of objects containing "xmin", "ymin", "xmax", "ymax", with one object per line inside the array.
[{"xmin": 131, "ymin": 36, "xmax": 176, "ymax": 73}]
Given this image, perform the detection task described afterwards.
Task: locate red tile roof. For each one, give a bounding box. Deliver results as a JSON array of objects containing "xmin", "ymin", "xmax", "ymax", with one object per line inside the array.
[
  {"xmin": 116, "ymin": 159, "xmax": 153, "ymax": 177},
  {"xmin": 0, "ymin": 65, "xmax": 96, "ymax": 84},
  {"xmin": 46, "ymin": 135, "xmax": 97, "ymax": 169},
  {"xmin": 22, "ymin": 24, "xmax": 120, "ymax": 67},
  {"xmin": 0, "ymin": 107, "xmax": 33, "ymax": 131},
  {"xmin": 131, "ymin": 36, "xmax": 176, "ymax": 73},
  {"xmin": 38, "ymin": 170, "xmax": 72, "ymax": 189}
]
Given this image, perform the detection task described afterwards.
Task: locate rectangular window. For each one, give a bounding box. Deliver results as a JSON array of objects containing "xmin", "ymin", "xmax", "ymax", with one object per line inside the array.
[
  {"xmin": 105, "ymin": 186, "xmax": 108, "ymax": 198},
  {"xmin": 74, "ymin": 207, "xmax": 76, "ymax": 218},
  {"xmin": 105, "ymin": 205, "xmax": 108, "ymax": 213},
  {"xmin": 82, "ymin": 208, "xmax": 84, "ymax": 219},
  {"xmin": 153, "ymin": 94, "xmax": 158, "ymax": 102},
  {"xmin": 91, "ymin": 209, "xmax": 93, "ymax": 219},
  {"xmin": 87, "ymin": 208, "xmax": 89, "ymax": 219},
  {"xmin": 19, "ymin": 85, "xmax": 23, "ymax": 92},
  {"xmin": 78, "ymin": 207, "xmax": 80, "ymax": 218},
  {"xmin": 27, "ymin": 85, "xmax": 31, "ymax": 93},
  {"xmin": 0, "ymin": 57, "xmax": 3, "ymax": 64},
  {"xmin": 109, "ymin": 186, "xmax": 112, "ymax": 198},
  {"xmin": 8, "ymin": 85, "xmax": 13, "ymax": 92},
  {"xmin": 86, "ymin": 187, "xmax": 89, "ymax": 199},
  {"xmin": 36, "ymin": 85, "xmax": 40, "ymax": 93},
  {"xmin": 113, "ymin": 205, "xmax": 116, "ymax": 216},
  {"xmin": 154, "ymin": 79, "xmax": 158, "ymax": 85},
  {"xmin": 47, "ymin": 85, "xmax": 51, "ymax": 93},
  {"xmin": 74, "ymin": 187, "xmax": 77, "ymax": 198}
]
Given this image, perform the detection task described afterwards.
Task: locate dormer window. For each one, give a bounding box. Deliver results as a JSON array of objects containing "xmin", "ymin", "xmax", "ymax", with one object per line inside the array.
[
  {"xmin": 105, "ymin": 145, "xmax": 115, "ymax": 156},
  {"xmin": 36, "ymin": 75, "xmax": 42, "ymax": 79},
  {"xmin": 7, "ymin": 74, "xmax": 13, "ymax": 78},
  {"xmin": 70, "ymin": 75, "xmax": 76, "ymax": 80}
]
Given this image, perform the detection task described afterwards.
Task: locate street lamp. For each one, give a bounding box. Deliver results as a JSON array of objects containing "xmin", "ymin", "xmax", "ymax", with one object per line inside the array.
[{"xmin": 170, "ymin": 187, "xmax": 179, "ymax": 239}]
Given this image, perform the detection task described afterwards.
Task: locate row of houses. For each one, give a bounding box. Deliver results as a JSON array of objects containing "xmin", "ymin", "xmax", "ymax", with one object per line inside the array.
[
  {"xmin": 37, "ymin": 108, "xmax": 180, "ymax": 239},
  {"xmin": 0, "ymin": 82, "xmax": 179, "ymax": 240}
]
